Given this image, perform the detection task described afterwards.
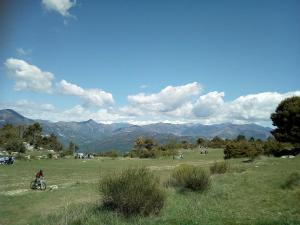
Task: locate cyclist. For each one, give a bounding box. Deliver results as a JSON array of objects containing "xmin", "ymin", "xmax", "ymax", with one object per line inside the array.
[{"xmin": 35, "ymin": 169, "xmax": 44, "ymax": 186}]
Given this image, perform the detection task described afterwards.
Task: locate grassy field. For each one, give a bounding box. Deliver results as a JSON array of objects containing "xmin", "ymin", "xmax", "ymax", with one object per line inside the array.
[{"xmin": 0, "ymin": 149, "xmax": 300, "ymax": 225}]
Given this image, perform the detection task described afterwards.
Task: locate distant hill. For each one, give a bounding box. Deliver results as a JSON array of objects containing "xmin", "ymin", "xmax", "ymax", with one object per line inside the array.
[
  {"xmin": 0, "ymin": 109, "xmax": 34, "ymax": 125},
  {"xmin": 0, "ymin": 109, "xmax": 272, "ymax": 152}
]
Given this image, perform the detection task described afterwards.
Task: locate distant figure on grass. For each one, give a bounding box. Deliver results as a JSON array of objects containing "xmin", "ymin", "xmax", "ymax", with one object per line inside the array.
[
  {"xmin": 173, "ymin": 153, "xmax": 184, "ymax": 160},
  {"xmin": 200, "ymin": 147, "xmax": 208, "ymax": 155},
  {"xmin": 7, "ymin": 156, "xmax": 14, "ymax": 164},
  {"xmin": 35, "ymin": 169, "xmax": 44, "ymax": 186}
]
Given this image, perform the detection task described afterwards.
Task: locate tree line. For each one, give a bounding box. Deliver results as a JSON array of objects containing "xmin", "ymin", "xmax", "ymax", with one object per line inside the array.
[{"xmin": 0, "ymin": 122, "xmax": 78, "ymax": 156}]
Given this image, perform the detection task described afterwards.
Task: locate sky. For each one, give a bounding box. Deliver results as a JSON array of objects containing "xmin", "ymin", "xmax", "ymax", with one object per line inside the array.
[{"xmin": 0, "ymin": 0, "xmax": 299, "ymax": 126}]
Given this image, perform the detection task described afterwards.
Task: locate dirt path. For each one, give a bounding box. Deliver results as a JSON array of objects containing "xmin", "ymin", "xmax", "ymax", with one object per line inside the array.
[
  {"xmin": 0, "ymin": 179, "xmax": 99, "ymax": 196},
  {"xmin": 0, "ymin": 189, "xmax": 29, "ymax": 196}
]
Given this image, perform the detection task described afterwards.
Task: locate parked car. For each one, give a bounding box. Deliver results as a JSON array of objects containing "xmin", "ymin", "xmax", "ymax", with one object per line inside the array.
[{"xmin": 0, "ymin": 156, "xmax": 15, "ymax": 165}]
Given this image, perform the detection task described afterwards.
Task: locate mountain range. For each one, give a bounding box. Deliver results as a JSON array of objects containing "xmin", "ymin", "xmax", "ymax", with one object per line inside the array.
[{"xmin": 0, "ymin": 109, "xmax": 272, "ymax": 152}]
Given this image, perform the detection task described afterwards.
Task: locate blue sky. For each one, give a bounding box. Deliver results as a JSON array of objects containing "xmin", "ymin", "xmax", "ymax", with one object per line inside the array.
[{"xmin": 0, "ymin": 0, "xmax": 300, "ymax": 126}]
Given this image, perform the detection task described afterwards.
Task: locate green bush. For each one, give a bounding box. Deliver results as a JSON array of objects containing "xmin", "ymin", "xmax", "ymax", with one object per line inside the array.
[
  {"xmin": 281, "ymin": 172, "xmax": 300, "ymax": 189},
  {"xmin": 99, "ymin": 150, "xmax": 120, "ymax": 158},
  {"xmin": 4, "ymin": 139, "xmax": 26, "ymax": 153},
  {"xmin": 263, "ymin": 139, "xmax": 284, "ymax": 156},
  {"xmin": 224, "ymin": 140, "xmax": 263, "ymax": 159},
  {"xmin": 171, "ymin": 164, "xmax": 211, "ymax": 192},
  {"xmin": 99, "ymin": 167, "xmax": 165, "ymax": 217},
  {"xmin": 208, "ymin": 136, "xmax": 225, "ymax": 148},
  {"xmin": 60, "ymin": 149, "xmax": 74, "ymax": 157},
  {"xmin": 210, "ymin": 161, "xmax": 230, "ymax": 174}
]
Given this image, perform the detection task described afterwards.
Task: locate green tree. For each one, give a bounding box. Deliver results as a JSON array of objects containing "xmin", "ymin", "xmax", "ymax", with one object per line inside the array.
[
  {"xmin": 163, "ymin": 139, "xmax": 179, "ymax": 158},
  {"xmin": 144, "ymin": 138, "xmax": 156, "ymax": 150},
  {"xmin": 68, "ymin": 141, "xmax": 76, "ymax": 152},
  {"xmin": 0, "ymin": 124, "xmax": 17, "ymax": 145},
  {"xmin": 4, "ymin": 139, "xmax": 26, "ymax": 153},
  {"xmin": 209, "ymin": 136, "xmax": 224, "ymax": 148},
  {"xmin": 236, "ymin": 134, "xmax": 246, "ymax": 142},
  {"xmin": 271, "ymin": 96, "xmax": 300, "ymax": 145},
  {"xmin": 24, "ymin": 123, "xmax": 42, "ymax": 147},
  {"xmin": 197, "ymin": 137, "xmax": 206, "ymax": 146},
  {"xmin": 134, "ymin": 137, "xmax": 145, "ymax": 150},
  {"xmin": 249, "ymin": 137, "xmax": 255, "ymax": 142},
  {"xmin": 181, "ymin": 140, "xmax": 189, "ymax": 149},
  {"xmin": 48, "ymin": 133, "xmax": 63, "ymax": 152},
  {"xmin": 133, "ymin": 136, "xmax": 146, "ymax": 156}
]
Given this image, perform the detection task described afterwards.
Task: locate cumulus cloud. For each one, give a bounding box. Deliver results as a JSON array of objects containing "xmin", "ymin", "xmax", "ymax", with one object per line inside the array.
[
  {"xmin": 128, "ymin": 82, "xmax": 201, "ymax": 112},
  {"xmin": 61, "ymin": 105, "xmax": 121, "ymax": 123},
  {"xmin": 193, "ymin": 91, "xmax": 225, "ymax": 117},
  {"xmin": 57, "ymin": 80, "xmax": 114, "ymax": 107},
  {"xmin": 119, "ymin": 106, "xmax": 144, "ymax": 117},
  {"xmin": 124, "ymin": 85, "xmax": 300, "ymax": 125},
  {"xmin": 15, "ymin": 100, "xmax": 56, "ymax": 112},
  {"xmin": 225, "ymin": 91, "xmax": 300, "ymax": 124},
  {"xmin": 2, "ymin": 76, "xmax": 300, "ymax": 126},
  {"xmin": 187, "ymin": 90, "xmax": 300, "ymax": 125},
  {"xmin": 42, "ymin": 0, "xmax": 76, "ymax": 18},
  {"xmin": 4, "ymin": 58, "xmax": 54, "ymax": 93}
]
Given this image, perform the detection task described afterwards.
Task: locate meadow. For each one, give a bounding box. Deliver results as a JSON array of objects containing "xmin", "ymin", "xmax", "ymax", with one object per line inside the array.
[{"xmin": 0, "ymin": 149, "xmax": 299, "ymax": 225}]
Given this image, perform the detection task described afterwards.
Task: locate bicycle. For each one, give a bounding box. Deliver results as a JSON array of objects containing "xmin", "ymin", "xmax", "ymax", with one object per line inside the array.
[{"xmin": 30, "ymin": 178, "xmax": 46, "ymax": 190}]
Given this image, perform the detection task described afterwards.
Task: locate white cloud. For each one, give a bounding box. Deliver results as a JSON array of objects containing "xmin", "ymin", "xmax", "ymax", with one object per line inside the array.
[
  {"xmin": 2, "ymin": 77, "xmax": 300, "ymax": 126},
  {"xmin": 15, "ymin": 100, "xmax": 56, "ymax": 112},
  {"xmin": 124, "ymin": 87, "xmax": 300, "ymax": 126},
  {"xmin": 42, "ymin": 0, "xmax": 76, "ymax": 18},
  {"xmin": 119, "ymin": 106, "xmax": 144, "ymax": 117},
  {"xmin": 57, "ymin": 79, "xmax": 84, "ymax": 95},
  {"xmin": 16, "ymin": 48, "xmax": 32, "ymax": 56},
  {"xmin": 188, "ymin": 91, "xmax": 300, "ymax": 125},
  {"xmin": 128, "ymin": 82, "xmax": 201, "ymax": 112},
  {"xmin": 125, "ymin": 119, "xmax": 188, "ymax": 126},
  {"xmin": 193, "ymin": 91, "xmax": 225, "ymax": 117},
  {"xmin": 140, "ymin": 84, "xmax": 148, "ymax": 89},
  {"xmin": 61, "ymin": 105, "xmax": 121, "ymax": 123},
  {"xmin": 225, "ymin": 91, "xmax": 300, "ymax": 123},
  {"xmin": 4, "ymin": 58, "xmax": 54, "ymax": 93},
  {"xmin": 165, "ymin": 102, "xmax": 194, "ymax": 118},
  {"xmin": 57, "ymin": 80, "xmax": 114, "ymax": 107}
]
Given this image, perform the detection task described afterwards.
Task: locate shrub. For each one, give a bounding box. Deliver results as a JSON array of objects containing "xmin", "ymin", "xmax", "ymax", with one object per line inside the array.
[
  {"xmin": 171, "ymin": 164, "xmax": 211, "ymax": 192},
  {"xmin": 210, "ymin": 161, "xmax": 230, "ymax": 174},
  {"xmin": 263, "ymin": 139, "xmax": 284, "ymax": 156},
  {"xmin": 128, "ymin": 147, "xmax": 161, "ymax": 158},
  {"xmin": 4, "ymin": 139, "xmax": 26, "ymax": 153},
  {"xmin": 99, "ymin": 167, "xmax": 165, "ymax": 217},
  {"xmin": 99, "ymin": 150, "xmax": 120, "ymax": 158},
  {"xmin": 208, "ymin": 136, "xmax": 225, "ymax": 148},
  {"xmin": 60, "ymin": 149, "xmax": 73, "ymax": 157},
  {"xmin": 281, "ymin": 172, "xmax": 300, "ymax": 189},
  {"xmin": 224, "ymin": 140, "xmax": 263, "ymax": 159}
]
